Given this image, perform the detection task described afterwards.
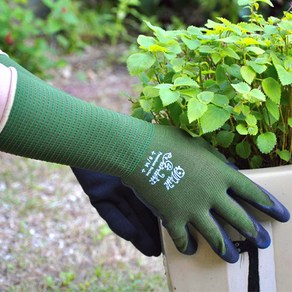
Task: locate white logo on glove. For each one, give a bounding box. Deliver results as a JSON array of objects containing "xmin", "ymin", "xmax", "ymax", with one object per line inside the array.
[{"xmin": 142, "ymin": 151, "xmax": 185, "ymax": 190}]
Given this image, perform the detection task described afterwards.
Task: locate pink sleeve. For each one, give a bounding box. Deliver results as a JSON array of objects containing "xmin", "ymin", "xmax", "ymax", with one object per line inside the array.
[{"xmin": 0, "ymin": 63, "xmax": 17, "ymax": 133}]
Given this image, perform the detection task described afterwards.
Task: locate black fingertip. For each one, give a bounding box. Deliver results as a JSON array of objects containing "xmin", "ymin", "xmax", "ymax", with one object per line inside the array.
[
  {"xmin": 246, "ymin": 222, "xmax": 271, "ymax": 249},
  {"xmin": 256, "ymin": 185, "xmax": 290, "ymax": 223},
  {"xmin": 181, "ymin": 228, "xmax": 198, "ymax": 255},
  {"xmin": 214, "ymin": 238, "xmax": 239, "ymax": 264}
]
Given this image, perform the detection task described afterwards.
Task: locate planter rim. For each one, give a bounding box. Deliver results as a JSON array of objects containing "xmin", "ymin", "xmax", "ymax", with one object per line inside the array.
[{"xmin": 242, "ymin": 164, "xmax": 292, "ymax": 176}]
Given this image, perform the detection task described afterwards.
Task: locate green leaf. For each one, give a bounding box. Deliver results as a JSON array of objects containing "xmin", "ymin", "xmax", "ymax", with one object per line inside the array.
[
  {"xmin": 275, "ymin": 65, "xmax": 292, "ymax": 86},
  {"xmin": 231, "ymin": 82, "xmax": 251, "ymax": 94},
  {"xmin": 140, "ymin": 99, "xmax": 152, "ymax": 112},
  {"xmin": 246, "ymin": 46, "xmax": 265, "ymax": 55},
  {"xmin": 137, "ymin": 35, "xmax": 156, "ymax": 50},
  {"xmin": 276, "ymin": 150, "xmax": 291, "ymax": 162},
  {"xmin": 236, "ymin": 123, "xmax": 248, "ymax": 135},
  {"xmin": 236, "ymin": 141, "xmax": 251, "ymax": 159},
  {"xmin": 222, "ymin": 47, "xmax": 240, "ymax": 60},
  {"xmin": 248, "ymin": 125, "xmax": 258, "ymax": 136},
  {"xmin": 181, "ymin": 36, "xmax": 201, "ymax": 50},
  {"xmin": 197, "ymin": 91, "xmax": 214, "ymax": 104},
  {"xmin": 212, "ymin": 94, "xmax": 229, "ymax": 107},
  {"xmin": 246, "ymin": 114, "xmax": 257, "ymax": 126},
  {"xmin": 288, "ymin": 118, "xmax": 292, "ymax": 127},
  {"xmin": 127, "ymin": 53, "xmax": 155, "ymax": 76},
  {"xmin": 256, "ymin": 132, "xmax": 277, "ymax": 154},
  {"xmin": 199, "ymin": 45, "xmax": 214, "ymax": 54},
  {"xmin": 159, "ymin": 88, "xmax": 180, "ymax": 106},
  {"xmin": 262, "ymin": 77, "xmax": 281, "ymax": 104},
  {"xmin": 174, "ymin": 76, "xmax": 199, "ymax": 88},
  {"xmin": 200, "ymin": 105, "xmax": 230, "ymax": 133},
  {"xmin": 266, "ymin": 99, "xmax": 280, "ymax": 120},
  {"xmin": 246, "ymin": 61, "xmax": 267, "ymax": 74},
  {"xmin": 238, "ymin": 0, "xmax": 251, "ymax": 6},
  {"xmin": 211, "ymin": 53, "xmax": 221, "ymax": 65},
  {"xmin": 216, "ymin": 131, "xmax": 235, "ymax": 148},
  {"xmin": 249, "ymin": 89, "xmax": 266, "ymax": 101},
  {"xmin": 187, "ymin": 98, "xmax": 207, "ymax": 123},
  {"xmin": 250, "ymin": 155, "xmax": 263, "ymax": 169},
  {"xmin": 240, "ymin": 66, "xmax": 256, "ymax": 84},
  {"xmin": 258, "ymin": 0, "xmax": 274, "ymax": 7},
  {"xmin": 143, "ymin": 86, "xmax": 159, "ymax": 98},
  {"xmin": 216, "ymin": 65, "xmax": 227, "ymax": 85}
]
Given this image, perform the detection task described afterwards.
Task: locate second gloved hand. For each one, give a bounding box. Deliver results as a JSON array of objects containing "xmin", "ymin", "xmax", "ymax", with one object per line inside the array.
[{"xmin": 71, "ymin": 167, "xmax": 161, "ymax": 257}]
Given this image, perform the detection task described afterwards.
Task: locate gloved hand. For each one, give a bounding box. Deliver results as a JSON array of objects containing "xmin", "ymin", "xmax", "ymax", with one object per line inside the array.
[
  {"xmin": 0, "ymin": 54, "xmax": 289, "ymax": 263},
  {"xmin": 71, "ymin": 167, "xmax": 161, "ymax": 257},
  {"xmin": 122, "ymin": 126, "xmax": 290, "ymax": 263}
]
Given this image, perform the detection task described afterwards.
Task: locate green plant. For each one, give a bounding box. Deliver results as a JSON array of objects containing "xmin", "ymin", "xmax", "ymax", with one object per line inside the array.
[
  {"xmin": 127, "ymin": 0, "xmax": 292, "ymax": 169},
  {"xmin": 0, "ymin": 0, "xmax": 53, "ymax": 75}
]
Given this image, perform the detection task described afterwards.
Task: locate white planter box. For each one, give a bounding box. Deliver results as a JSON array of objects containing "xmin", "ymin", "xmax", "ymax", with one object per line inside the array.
[{"xmin": 161, "ymin": 165, "xmax": 292, "ymax": 292}]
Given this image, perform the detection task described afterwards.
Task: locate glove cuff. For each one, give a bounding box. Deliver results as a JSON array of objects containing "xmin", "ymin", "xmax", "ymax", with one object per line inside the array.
[{"xmin": 0, "ymin": 58, "xmax": 154, "ymax": 177}]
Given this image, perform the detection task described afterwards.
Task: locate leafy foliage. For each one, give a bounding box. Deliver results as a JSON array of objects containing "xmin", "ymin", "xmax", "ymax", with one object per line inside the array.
[{"xmin": 127, "ymin": 0, "xmax": 292, "ymax": 168}]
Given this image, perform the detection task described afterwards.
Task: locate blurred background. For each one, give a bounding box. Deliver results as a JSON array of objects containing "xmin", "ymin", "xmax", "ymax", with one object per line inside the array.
[{"xmin": 0, "ymin": 0, "xmax": 289, "ymax": 290}]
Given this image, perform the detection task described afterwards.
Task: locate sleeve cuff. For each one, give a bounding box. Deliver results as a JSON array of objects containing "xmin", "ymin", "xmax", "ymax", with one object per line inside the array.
[{"xmin": 0, "ymin": 64, "xmax": 17, "ymax": 133}]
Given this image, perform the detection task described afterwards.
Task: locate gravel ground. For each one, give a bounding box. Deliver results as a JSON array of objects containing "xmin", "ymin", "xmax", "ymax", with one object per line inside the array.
[{"xmin": 0, "ymin": 45, "xmax": 167, "ymax": 291}]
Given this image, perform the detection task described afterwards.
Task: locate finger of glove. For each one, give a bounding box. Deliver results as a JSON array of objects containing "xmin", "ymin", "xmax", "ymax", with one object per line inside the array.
[
  {"xmin": 215, "ymin": 197, "xmax": 271, "ymax": 249},
  {"xmin": 98, "ymin": 201, "xmax": 161, "ymax": 256},
  {"xmin": 192, "ymin": 213, "xmax": 239, "ymax": 263},
  {"xmin": 165, "ymin": 222, "xmax": 197, "ymax": 255},
  {"xmin": 230, "ymin": 172, "xmax": 290, "ymax": 223}
]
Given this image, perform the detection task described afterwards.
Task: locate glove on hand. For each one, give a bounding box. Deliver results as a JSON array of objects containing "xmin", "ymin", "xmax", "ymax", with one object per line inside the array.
[
  {"xmin": 71, "ymin": 167, "xmax": 161, "ymax": 257},
  {"xmin": 123, "ymin": 126, "xmax": 290, "ymax": 263}
]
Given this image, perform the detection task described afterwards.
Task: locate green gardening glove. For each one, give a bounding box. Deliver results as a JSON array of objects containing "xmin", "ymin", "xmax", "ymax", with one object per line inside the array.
[
  {"xmin": 123, "ymin": 126, "xmax": 290, "ymax": 263},
  {"xmin": 0, "ymin": 54, "xmax": 289, "ymax": 263}
]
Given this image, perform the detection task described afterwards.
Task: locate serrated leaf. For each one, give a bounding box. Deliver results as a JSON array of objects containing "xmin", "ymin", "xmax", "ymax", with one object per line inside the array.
[
  {"xmin": 240, "ymin": 66, "xmax": 256, "ymax": 84},
  {"xmin": 140, "ymin": 99, "xmax": 152, "ymax": 112},
  {"xmin": 248, "ymin": 125, "xmax": 258, "ymax": 136},
  {"xmin": 262, "ymin": 77, "xmax": 281, "ymax": 104},
  {"xmin": 212, "ymin": 94, "xmax": 229, "ymax": 107},
  {"xmin": 159, "ymin": 88, "xmax": 180, "ymax": 106},
  {"xmin": 187, "ymin": 98, "xmax": 207, "ymax": 123},
  {"xmin": 174, "ymin": 76, "xmax": 199, "ymax": 88},
  {"xmin": 275, "ymin": 65, "xmax": 292, "ymax": 86},
  {"xmin": 256, "ymin": 132, "xmax": 277, "ymax": 154},
  {"xmin": 232, "ymin": 82, "xmax": 251, "ymax": 94},
  {"xmin": 276, "ymin": 150, "xmax": 291, "ymax": 162},
  {"xmin": 236, "ymin": 123, "xmax": 248, "ymax": 135},
  {"xmin": 127, "ymin": 53, "xmax": 155, "ymax": 76},
  {"xmin": 249, "ymin": 89, "xmax": 266, "ymax": 101},
  {"xmin": 246, "ymin": 114, "xmax": 257, "ymax": 126},
  {"xmin": 197, "ymin": 91, "xmax": 214, "ymax": 104},
  {"xmin": 246, "ymin": 61, "xmax": 267, "ymax": 74},
  {"xmin": 216, "ymin": 131, "xmax": 235, "ymax": 148},
  {"xmin": 143, "ymin": 86, "xmax": 159, "ymax": 98},
  {"xmin": 266, "ymin": 99, "xmax": 280, "ymax": 120},
  {"xmin": 236, "ymin": 141, "xmax": 251, "ymax": 159},
  {"xmin": 200, "ymin": 105, "xmax": 230, "ymax": 133}
]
